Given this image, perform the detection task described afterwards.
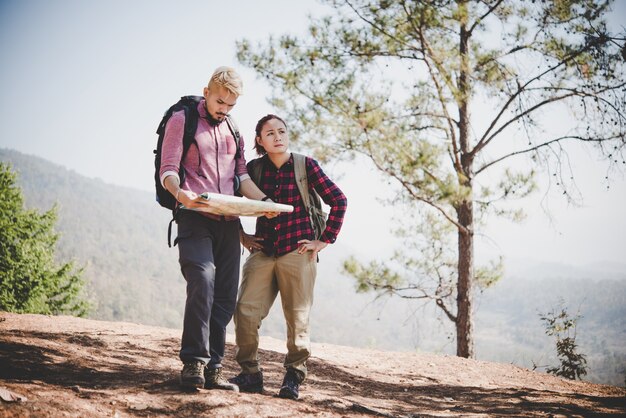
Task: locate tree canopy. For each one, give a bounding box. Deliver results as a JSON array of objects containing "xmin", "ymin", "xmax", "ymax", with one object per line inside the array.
[
  {"xmin": 237, "ymin": 0, "xmax": 626, "ymax": 357},
  {"xmin": 0, "ymin": 162, "xmax": 89, "ymax": 316}
]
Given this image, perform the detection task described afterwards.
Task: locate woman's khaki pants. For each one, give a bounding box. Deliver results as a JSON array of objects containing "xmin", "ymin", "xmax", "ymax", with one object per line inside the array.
[{"xmin": 234, "ymin": 250, "xmax": 317, "ymax": 379}]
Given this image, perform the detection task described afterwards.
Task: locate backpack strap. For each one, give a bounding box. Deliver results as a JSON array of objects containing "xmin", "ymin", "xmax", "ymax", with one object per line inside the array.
[
  {"xmin": 180, "ymin": 96, "xmax": 200, "ymax": 156},
  {"xmin": 248, "ymin": 156, "xmax": 265, "ymax": 186},
  {"xmin": 292, "ymin": 153, "xmax": 312, "ymax": 214},
  {"xmin": 225, "ymin": 115, "xmax": 241, "ymax": 159},
  {"xmin": 168, "ymin": 96, "xmax": 200, "ymax": 247},
  {"xmin": 293, "ymin": 153, "xmax": 327, "ymax": 243},
  {"xmin": 167, "ymin": 216, "xmax": 176, "ymax": 248}
]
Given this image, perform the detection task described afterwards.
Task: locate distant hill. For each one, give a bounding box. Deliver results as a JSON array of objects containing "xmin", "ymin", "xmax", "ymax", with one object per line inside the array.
[
  {"xmin": 1, "ymin": 312, "xmax": 625, "ymax": 417},
  {"xmin": 1, "ymin": 148, "xmax": 625, "ymax": 386},
  {"xmin": 0, "ymin": 148, "xmax": 184, "ymax": 328}
]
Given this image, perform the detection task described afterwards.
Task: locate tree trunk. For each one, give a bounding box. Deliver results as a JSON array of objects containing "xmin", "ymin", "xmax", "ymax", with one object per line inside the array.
[
  {"xmin": 456, "ymin": 5, "xmax": 474, "ymax": 358},
  {"xmin": 456, "ymin": 197, "xmax": 474, "ymax": 358}
]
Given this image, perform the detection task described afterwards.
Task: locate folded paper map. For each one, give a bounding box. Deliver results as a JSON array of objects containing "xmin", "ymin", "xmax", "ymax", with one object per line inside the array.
[{"xmin": 180, "ymin": 193, "xmax": 294, "ymax": 217}]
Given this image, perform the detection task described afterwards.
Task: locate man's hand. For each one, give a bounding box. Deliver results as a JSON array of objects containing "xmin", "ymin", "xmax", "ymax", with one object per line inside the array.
[
  {"xmin": 177, "ymin": 190, "xmax": 213, "ymax": 209},
  {"xmin": 240, "ymin": 231, "xmax": 264, "ymax": 252},
  {"xmin": 297, "ymin": 239, "xmax": 328, "ymax": 260}
]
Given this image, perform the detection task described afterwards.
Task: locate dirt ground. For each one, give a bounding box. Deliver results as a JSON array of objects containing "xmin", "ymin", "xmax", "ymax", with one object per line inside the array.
[{"xmin": 0, "ymin": 312, "xmax": 624, "ymax": 417}]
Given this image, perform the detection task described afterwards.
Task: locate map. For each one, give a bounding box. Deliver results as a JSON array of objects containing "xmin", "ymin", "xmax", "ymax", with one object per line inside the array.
[{"xmin": 180, "ymin": 192, "xmax": 294, "ymax": 217}]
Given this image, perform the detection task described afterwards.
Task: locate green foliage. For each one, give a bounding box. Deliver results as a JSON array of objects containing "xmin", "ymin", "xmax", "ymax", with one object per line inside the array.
[
  {"xmin": 0, "ymin": 162, "xmax": 88, "ymax": 316},
  {"xmin": 475, "ymin": 257, "xmax": 504, "ymax": 290},
  {"xmin": 539, "ymin": 304, "xmax": 588, "ymax": 380},
  {"xmin": 343, "ymin": 255, "xmax": 403, "ymax": 294}
]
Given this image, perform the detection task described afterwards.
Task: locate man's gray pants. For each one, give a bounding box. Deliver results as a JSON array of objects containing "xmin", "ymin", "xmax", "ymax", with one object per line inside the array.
[{"xmin": 176, "ymin": 210, "xmax": 240, "ymax": 368}]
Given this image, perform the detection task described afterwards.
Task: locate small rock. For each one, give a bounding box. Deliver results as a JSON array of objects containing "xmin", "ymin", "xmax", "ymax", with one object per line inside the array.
[
  {"xmin": 129, "ymin": 402, "xmax": 149, "ymax": 411},
  {"xmin": 0, "ymin": 387, "xmax": 27, "ymax": 402}
]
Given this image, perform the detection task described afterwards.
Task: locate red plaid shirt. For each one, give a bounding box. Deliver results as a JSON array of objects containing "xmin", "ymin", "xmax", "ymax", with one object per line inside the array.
[{"xmin": 250, "ymin": 154, "xmax": 347, "ymax": 257}]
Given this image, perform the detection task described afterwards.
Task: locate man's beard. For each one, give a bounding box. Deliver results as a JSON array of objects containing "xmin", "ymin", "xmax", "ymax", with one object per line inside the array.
[{"xmin": 204, "ymin": 112, "xmax": 225, "ymax": 126}]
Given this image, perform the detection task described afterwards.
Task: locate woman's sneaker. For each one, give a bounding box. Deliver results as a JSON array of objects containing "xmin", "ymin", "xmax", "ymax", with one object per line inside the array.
[
  {"xmin": 278, "ymin": 368, "xmax": 304, "ymax": 400},
  {"xmin": 180, "ymin": 360, "xmax": 206, "ymax": 389},
  {"xmin": 228, "ymin": 371, "xmax": 264, "ymax": 393},
  {"xmin": 204, "ymin": 367, "xmax": 239, "ymax": 392}
]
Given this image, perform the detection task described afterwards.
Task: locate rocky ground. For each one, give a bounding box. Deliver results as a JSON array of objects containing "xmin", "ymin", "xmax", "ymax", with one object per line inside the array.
[{"xmin": 1, "ymin": 312, "xmax": 624, "ymax": 417}]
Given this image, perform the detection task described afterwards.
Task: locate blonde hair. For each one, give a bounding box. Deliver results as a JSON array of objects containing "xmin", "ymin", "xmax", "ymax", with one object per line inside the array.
[{"xmin": 208, "ymin": 66, "xmax": 243, "ymax": 96}]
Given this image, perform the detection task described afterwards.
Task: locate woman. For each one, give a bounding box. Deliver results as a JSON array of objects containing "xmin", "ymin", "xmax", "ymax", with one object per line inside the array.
[{"xmin": 229, "ymin": 114, "xmax": 347, "ymax": 399}]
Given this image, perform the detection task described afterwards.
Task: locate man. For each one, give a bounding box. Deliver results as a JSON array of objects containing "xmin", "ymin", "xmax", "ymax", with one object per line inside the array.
[{"xmin": 160, "ymin": 66, "xmax": 273, "ymax": 391}]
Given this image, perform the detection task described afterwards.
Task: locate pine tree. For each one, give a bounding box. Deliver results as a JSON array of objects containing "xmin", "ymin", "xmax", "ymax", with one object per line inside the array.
[
  {"xmin": 0, "ymin": 163, "xmax": 89, "ymax": 316},
  {"xmin": 540, "ymin": 306, "xmax": 588, "ymax": 380},
  {"xmin": 236, "ymin": 0, "xmax": 625, "ymax": 357}
]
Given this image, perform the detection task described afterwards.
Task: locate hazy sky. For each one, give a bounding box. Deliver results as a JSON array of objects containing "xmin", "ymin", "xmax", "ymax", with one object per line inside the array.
[{"xmin": 1, "ymin": 0, "xmax": 625, "ymax": 268}]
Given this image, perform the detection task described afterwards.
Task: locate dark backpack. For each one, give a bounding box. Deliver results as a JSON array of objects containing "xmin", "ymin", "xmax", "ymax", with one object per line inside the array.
[
  {"xmin": 248, "ymin": 153, "xmax": 327, "ymax": 240},
  {"xmin": 153, "ymin": 95, "xmax": 241, "ymax": 211}
]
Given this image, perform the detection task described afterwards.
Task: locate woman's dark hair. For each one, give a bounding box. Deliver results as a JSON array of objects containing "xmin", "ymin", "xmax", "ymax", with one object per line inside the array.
[{"xmin": 253, "ymin": 114, "xmax": 288, "ymax": 155}]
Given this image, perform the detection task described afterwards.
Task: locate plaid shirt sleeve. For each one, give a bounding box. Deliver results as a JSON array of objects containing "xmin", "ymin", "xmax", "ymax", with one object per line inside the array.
[{"xmin": 306, "ymin": 157, "xmax": 347, "ymax": 243}]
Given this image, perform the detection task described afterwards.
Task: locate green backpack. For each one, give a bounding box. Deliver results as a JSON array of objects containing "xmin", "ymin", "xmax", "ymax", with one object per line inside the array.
[{"xmin": 248, "ymin": 153, "xmax": 327, "ymax": 240}]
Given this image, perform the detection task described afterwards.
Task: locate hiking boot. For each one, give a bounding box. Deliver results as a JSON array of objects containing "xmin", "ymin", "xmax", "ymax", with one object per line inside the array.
[
  {"xmin": 228, "ymin": 371, "xmax": 264, "ymax": 393},
  {"xmin": 278, "ymin": 368, "xmax": 304, "ymax": 400},
  {"xmin": 204, "ymin": 367, "xmax": 239, "ymax": 392},
  {"xmin": 180, "ymin": 360, "xmax": 205, "ymax": 389}
]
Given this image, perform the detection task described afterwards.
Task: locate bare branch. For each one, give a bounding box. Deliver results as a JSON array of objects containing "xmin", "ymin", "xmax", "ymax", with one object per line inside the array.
[
  {"xmin": 473, "ymin": 38, "xmax": 607, "ymax": 154},
  {"xmin": 356, "ymin": 145, "xmax": 469, "ymax": 234},
  {"xmin": 474, "ymin": 91, "xmax": 579, "ymax": 155},
  {"xmin": 325, "ymin": 47, "xmax": 426, "ymax": 61},
  {"xmin": 343, "ymin": 0, "xmax": 419, "ymax": 53},
  {"xmin": 468, "ymin": 0, "xmax": 505, "ymax": 35},
  {"xmin": 436, "ymin": 298, "xmax": 457, "ymax": 322},
  {"xmin": 476, "ymin": 134, "xmax": 620, "ymax": 175}
]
